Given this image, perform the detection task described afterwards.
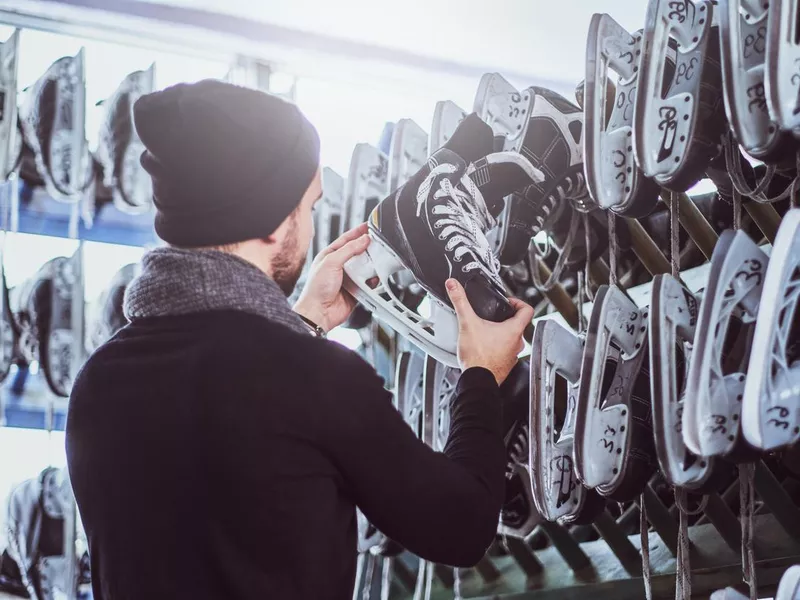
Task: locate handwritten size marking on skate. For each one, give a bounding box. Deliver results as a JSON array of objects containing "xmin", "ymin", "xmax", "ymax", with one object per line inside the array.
[
  {"xmin": 766, "ymin": 0, "xmax": 800, "ymax": 133},
  {"xmin": 530, "ymin": 319, "xmax": 591, "ymax": 524},
  {"xmin": 721, "ymin": 0, "xmax": 788, "ymax": 158},
  {"xmin": 574, "ymin": 285, "xmax": 650, "ymax": 498},
  {"xmin": 585, "ymin": 14, "xmax": 661, "ymax": 216},
  {"xmin": 683, "ymin": 230, "xmax": 768, "ymax": 457},
  {"xmin": 635, "ymin": 0, "xmax": 716, "ymax": 186},
  {"xmin": 743, "ymin": 209, "xmax": 800, "ymax": 451}
]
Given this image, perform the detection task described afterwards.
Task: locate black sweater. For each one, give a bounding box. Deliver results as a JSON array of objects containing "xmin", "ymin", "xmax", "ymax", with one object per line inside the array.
[{"xmin": 66, "ymin": 310, "xmax": 507, "ymax": 600}]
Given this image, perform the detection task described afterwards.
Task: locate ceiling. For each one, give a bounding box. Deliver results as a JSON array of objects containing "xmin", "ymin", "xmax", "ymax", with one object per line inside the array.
[{"xmin": 1, "ymin": 0, "xmax": 651, "ymax": 92}]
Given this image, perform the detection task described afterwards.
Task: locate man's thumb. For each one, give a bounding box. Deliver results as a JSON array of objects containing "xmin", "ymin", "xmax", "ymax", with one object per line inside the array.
[{"xmin": 445, "ymin": 279, "xmax": 476, "ymax": 323}]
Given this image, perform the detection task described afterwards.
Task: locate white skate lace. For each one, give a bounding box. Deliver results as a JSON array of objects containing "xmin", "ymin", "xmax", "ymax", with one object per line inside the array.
[{"xmin": 415, "ymin": 163, "xmax": 502, "ymax": 286}]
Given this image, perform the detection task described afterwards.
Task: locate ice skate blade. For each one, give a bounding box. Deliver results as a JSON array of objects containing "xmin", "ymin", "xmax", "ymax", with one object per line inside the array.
[
  {"xmin": 743, "ymin": 209, "xmax": 800, "ymax": 452},
  {"xmin": 394, "ymin": 350, "xmax": 426, "ymax": 437},
  {"xmin": 585, "ymin": 14, "xmax": 659, "ymax": 216},
  {"xmin": 683, "ymin": 230, "xmax": 767, "ymax": 458},
  {"xmin": 710, "ymin": 589, "xmax": 749, "ymax": 600},
  {"xmin": 422, "ymin": 355, "xmax": 459, "ymax": 451},
  {"xmin": 313, "ymin": 168, "xmax": 345, "ymax": 255},
  {"xmin": 650, "ymin": 274, "xmax": 717, "ymax": 490},
  {"xmin": 529, "ymin": 319, "xmax": 593, "ymax": 524},
  {"xmin": 344, "ymin": 238, "xmax": 459, "ymax": 368},
  {"xmin": 574, "ymin": 285, "xmax": 651, "ymax": 499},
  {"xmin": 344, "ymin": 144, "xmax": 388, "ymax": 232},
  {"xmin": 719, "ymin": 0, "xmax": 788, "ymax": 159}
]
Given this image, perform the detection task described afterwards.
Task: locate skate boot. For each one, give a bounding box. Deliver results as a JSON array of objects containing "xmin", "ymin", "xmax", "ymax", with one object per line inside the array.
[
  {"xmin": 10, "ymin": 253, "xmax": 82, "ymax": 398},
  {"xmin": 530, "ymin": 319, "xmax": 605, "ymax": 525},
  {"xmin": 650, "ymin": 274, "xmax": 724, "ymax": 492},
  {"xmin": 683, "ymin": 230, "xmax": 767, "ymax": 461},
  {"xmin": 635, "ymin": 0, "xmax": 728, "ymax": 191},
  {"xmin": 19, "ymin": 50, "xmax": 93, "ymax": 202},
  {"xmin": 344, "ymin": 115, "xmax": 543, "ymax": 367},
  {"xmin": 720, "ymin": 0, "xmax": 793, "ymax": 161},
  {"xmin": 474, "ymin": 73, "xmax": 588, "ymax": 266},
  {"xmin": 777, "ymin": 565, "xmax": 800, "ymax": 600},
  {"xmin": 342, "ymin": 143, "xmax": 390, "ymax": 331},
  {"xmin": 743, "ymin": 209, "xmax": 800, "ymax": 452},
  {"xmin": 766, "ymin": 0, "xmax": 800, "ymax": 136},
  {"xmin": 87, "ymin": 263, "xmax": 137, "ymax": 352},
  {"xmin": 574, "ymin": 285, "xmax": 657, "ymax": 502},
  {"xmin": 0, "ymin": 30, "xmax": 19, "ymax": 181},
  {"xmin": 584, "ymin": 15, "xmax": 663, "ymax": 217},
  {"xmin": 96, "ymin": 65, "xmax": 155, "ymax": 215},
  {"xmin": 430, "ymin": 101, "xmax": 467, "ymax": 153}
]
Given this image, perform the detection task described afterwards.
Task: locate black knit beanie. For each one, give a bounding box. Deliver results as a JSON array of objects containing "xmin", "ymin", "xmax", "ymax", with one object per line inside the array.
[{"xmin": 133, "ymin": 79, "xmax": 320, "ymax": 247}]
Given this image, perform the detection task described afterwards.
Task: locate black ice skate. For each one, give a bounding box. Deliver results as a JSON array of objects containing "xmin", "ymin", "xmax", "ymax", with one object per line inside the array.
[
  {"xmin": 573, "ymin": 285, "xmax": 657, "ymax": 502},
  {"xmin": 683, "ymin": 230, "xmax": 767, "ymax": 461},
  {"xmin": 530, "ymin": 319, "xmax": 605, "ymax": 525},
  {"xmin": 344, "ymin": 115, "xmax": 543, "ymax": 366},
  {"xmin": 743, "ymin": 209, "xmax": 800, "ymax": 452},
  {"xmin": 19, "ymin": 50, "xmax": 93, "ymax": 202},
  {"xmin": 96, "ymin": 65, "xmax": 155, "ymax": 215},
  {"xmin": 474, "ymin": 73, "xmax": 588, "ymax": 266},
  {"xmin": 635, "ymin": 0, "xmax": 728, "ymax": 191}
]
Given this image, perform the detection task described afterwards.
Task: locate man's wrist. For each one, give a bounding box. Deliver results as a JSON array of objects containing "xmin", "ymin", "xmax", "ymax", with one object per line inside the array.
[{"xmin": 293, "ymin": 302, "xmax": 329, "ymax": 334}]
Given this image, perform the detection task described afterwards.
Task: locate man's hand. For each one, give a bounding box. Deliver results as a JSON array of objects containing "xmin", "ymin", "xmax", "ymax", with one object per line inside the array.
[
  {"xmin": 293, "ymin": 223, "xmax": 370, "ymax": 332},
  {"xmin": 445, "ymin": 279, "xmax": 534, "ymax": 385}
]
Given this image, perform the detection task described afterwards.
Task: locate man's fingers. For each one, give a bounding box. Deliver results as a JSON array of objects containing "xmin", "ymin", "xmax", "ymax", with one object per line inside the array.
[
  {"xmin": 319, "ymin": 223, "xmax": 369, "ymax": 257},
  {"xmin": 327, "ymin": 234, "xmax": 371, "ymax": 267},
  {"xmin": 445, "ymin": 279, "xmax": 477, "ymax": 325},
  {"xmin": 509, "ymin": 298, "xmax": 534, "ymax": 328}
]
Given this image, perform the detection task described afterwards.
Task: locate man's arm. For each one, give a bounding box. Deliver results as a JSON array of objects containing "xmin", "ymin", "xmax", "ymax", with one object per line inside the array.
[{"xmin": 317, "ymin": 348, "xmax": 506, "ymax": 567}]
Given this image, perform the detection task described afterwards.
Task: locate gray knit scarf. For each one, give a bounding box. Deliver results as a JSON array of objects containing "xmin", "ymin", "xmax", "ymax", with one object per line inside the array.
[{"xmin": 123, "ymin": 247, "xmax": 308, "ymax": 335}]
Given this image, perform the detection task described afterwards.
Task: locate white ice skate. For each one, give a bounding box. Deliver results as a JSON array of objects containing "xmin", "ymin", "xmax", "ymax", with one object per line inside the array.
[
  {"xmin": 649, "ymin": 274, "xmax": 720, "ymax": 490},
  {"xmin": 585, "ymin": 14, "xmax": 661, "ymax": 217},
  {"xmin": 0, "ymin": 29, "xmax": 19, "ymax": 181},
  {"xmin": 743, "ymin": 209, "xmax": 800, "ymax": 451},
  {"xmin": 19, "ymin": 49, "xmax": 93, "ymax": 202},
  {"xmin": 683, "ymin": 230, "xmax": 768, "ymax": 459},
  {"xmin": 574, "ymin": 285, "xmax": 656, "ymax": 502},
  {"xmin": 720, "ymin": 0, "xmax": 791, "ymax": 160},
  {"xmin": 765, "ymin": 0, "xmax": 800, "ymax": 135},
  {"xmin": 529, "ymin": 319, "xmax": 604, "ymax": 525},
  {"xmin": 96, "ymin": 65, "xmax": 156, "ymax": 215},
  {"xmin": 429, "ymin": 101, "xmax": 467, "ymax": 153},
  {"xmin": 635, "ymin": 0, "xmax": 727, "ymax": 191}
]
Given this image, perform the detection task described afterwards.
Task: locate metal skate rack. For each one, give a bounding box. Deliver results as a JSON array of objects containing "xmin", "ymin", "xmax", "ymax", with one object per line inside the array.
[{"xmin": 354, "ymin": 192, "xmax": 800, "ymax": 600}]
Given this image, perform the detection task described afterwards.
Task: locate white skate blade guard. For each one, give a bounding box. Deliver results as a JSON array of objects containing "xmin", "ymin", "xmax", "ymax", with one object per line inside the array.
[{"xmin": 343, "ymin": 236, "xmax": 459, "ymax": 368}]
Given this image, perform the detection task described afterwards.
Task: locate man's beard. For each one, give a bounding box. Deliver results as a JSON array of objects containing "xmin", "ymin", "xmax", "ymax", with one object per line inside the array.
[{"xmin": 271, "ymin": 226, "xmax": 307, "ymax": 296}]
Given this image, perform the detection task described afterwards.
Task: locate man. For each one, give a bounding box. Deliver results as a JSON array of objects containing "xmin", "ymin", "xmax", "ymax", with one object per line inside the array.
[{"xmin": 66, "ymin": 80, "xmax": 533, "ymax": 600}]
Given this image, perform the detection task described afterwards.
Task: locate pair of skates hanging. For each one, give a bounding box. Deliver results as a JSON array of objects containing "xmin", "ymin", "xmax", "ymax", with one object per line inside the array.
[{"xmin": 343, "ymin": 77, "xmax": 593, "ymax": 367}]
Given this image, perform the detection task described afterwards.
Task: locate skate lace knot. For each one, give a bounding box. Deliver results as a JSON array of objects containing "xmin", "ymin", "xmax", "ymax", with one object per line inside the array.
[{"xmin": 415, "ymin": 162, "xmax": 501, "ymax": 284}]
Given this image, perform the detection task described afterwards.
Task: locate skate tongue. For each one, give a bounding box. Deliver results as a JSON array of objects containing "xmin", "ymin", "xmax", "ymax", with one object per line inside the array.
[
  {"xmin": 467, "ymin": 152, "xmax": 545, "ymax": 218},
  {"xmin": 443, "ymin": 113, "xmax": 495, "ymax": 163}
]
